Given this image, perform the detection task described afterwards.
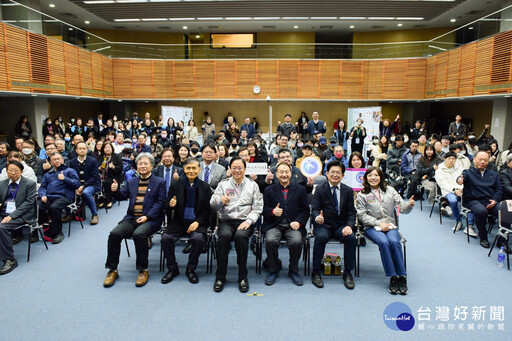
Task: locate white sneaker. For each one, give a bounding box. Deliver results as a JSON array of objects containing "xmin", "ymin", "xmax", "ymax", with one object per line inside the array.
[
  {"xmin": 452, "ymin": 221, "xmax": 463, "ymax": 232},
  {"xmin": 464, "ymin": 225, "xmax": 478, "ymax": 238},
  {"xmin": 445, "ymin": 206, "xmax": 452, "ymax": 216}
]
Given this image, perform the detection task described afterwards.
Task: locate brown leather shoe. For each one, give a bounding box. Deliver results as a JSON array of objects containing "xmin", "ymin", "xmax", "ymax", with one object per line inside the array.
[
  {"xmin": 103, "ymin": 270, "xmax": 119, "ymax": 287},
  {"xmin": 61, "ymin": 215, "xmax": 71, "ymax": 223},
  {"xmin": 90, "ymin": 215, "xmax": 99, "ymax": 225},
  {"xmin": 135, "ymin": 270, "xmax": 149, "ymax": 287}
]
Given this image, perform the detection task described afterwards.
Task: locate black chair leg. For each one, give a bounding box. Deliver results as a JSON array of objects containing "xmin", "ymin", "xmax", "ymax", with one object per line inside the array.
[
  {"xmin": 403, "ymin": 244, "xmax": 407, "ymax": 271},
  {"xmin": 429, "ymin": 201, "xmax": 435, "ymax": 218},
  {"xmin": 125, "ymin": 239, "xmax": 131, "ymax": 257},
  {"xmin": 467, "ymin": 216, "xmax": 470, "ymax": 244},
  {"xmin": 39, "ymin": 229, "xmax": 48, "ymax": 250},
  {"xmin": 439, "ymin": 203, "xmax": 442, "ymax": 225},
  {"xmin": 68, "ymin": 220, "xmax": 72, "ymax": 237},
  {"xmin": 488, "ymin": 235, "xmax": 500, "ymax": 257},
  {"xmin": 27, "ymin": 230, "xmax": 31, "ymax": 263}
]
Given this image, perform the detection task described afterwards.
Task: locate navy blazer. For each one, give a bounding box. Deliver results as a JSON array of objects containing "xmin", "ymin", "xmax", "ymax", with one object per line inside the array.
[
  {"xmin": 312, "ymin": 181, "xmax": 356, "ymax": 232},
  {"xmin": 114, "ymin": 175, "xmax": 166, "ymax": 232},
  {"xmin": 165, "ymin": 178, "xmax": 212, "ymax": 234},
  {"xmin": 152, "ymin": 165, "xmax": 184, "ymax": 181},
  {"xmin": 69, "ymin": 156, "xmax": 101, "ymax": 192},
  {"xmin": 262, "ymin": 182, "xmax": 310, "ymax": 236}
]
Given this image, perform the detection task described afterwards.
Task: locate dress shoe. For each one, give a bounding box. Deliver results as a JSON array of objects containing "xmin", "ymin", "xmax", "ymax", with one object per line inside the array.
[
  {"xmin": 148, "ymin": 237, "xmax": 153, "ymax": 250},
  {"xmin": 311, "ymin": 272, "xmax": 324, "ymax": 288},
  {"xmin": 29, "ymin": 231, "xmax": 39, "ymax": 243},
  {"xmin": 342, "ymin": 272, "xmax": 355, "ymax": 290},
  {"xmin": 464, "ymin": 225, "xmax": 478, "ymax": 238},
  {"xmin": 51, "ymin": 233, "xmax": 64, "ymax": 245},
  {"xmin": 480, "ymin": 239, "xmax": 490, "ymax": 249},
  {"xmin": 497, "ymin": 243, "xmax": 512, "ymax": 254},
  {"xmin": 183, "ymin": 243, "xmax": 192, "ymax": 254},
  {"xmin": 98, "ymin": 202, "xmax": 104, "ymax": 208},
  {"xmin": 388, "ymin": 276, "xmax": 399, "ymax": 295},
  {"xmin": 239, "ymin": 278, "xmax": 249, "ymax": 293},
  {"xmin": 61, "ymin": 215, "xmax": 71, "ymax": 223},
  {"xmin": 106, "ymin": 202, "xmax": 113, "ymax": 209},
  {"xmin": 398, "ymin": 275, "xmax": 408, "ymax": 295},
  {"xmin": 90, "ymin": 215, "xmax": 99, "ymax": 225},
  {"xmin": 161, "ymin": 269, "xmax": 179, "ymax": 284},
  {"xmin": 186, "ymin": 269, "xmax": 199, "ymax": 284},
  {"xmin": 213, "ymin": 279, "xmax": 224, "ymax": 292},
  {"xmin": 12, "ymin": 235, "xmax": 23, "ymax": 245},
  {"xmin": 0, "ymin": 259, "xmax": 18, "ymax": 275},
  {"xmin": 265, "ymin": 271, "xmax": 279, "ymax": 286},
  {"xmin": 103, "ymin": 270, "xmax": 119, "ymax": 287},
  {"xmin": 135, "ymin": 270, "xmax": 149, "ymax": 287},
  {"xmin": 288, "ymin": 272, "xmax": 303, "ymax": 286}
]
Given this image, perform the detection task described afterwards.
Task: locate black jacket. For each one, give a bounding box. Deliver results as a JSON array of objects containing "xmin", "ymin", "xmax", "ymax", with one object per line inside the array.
[
  {"xmin": 312, "ymin": 181, "xmax": 357, "ymax": 232},
  {"xmin": 499, "ymin": 165, "xmax": 512, "ymax": 201}
]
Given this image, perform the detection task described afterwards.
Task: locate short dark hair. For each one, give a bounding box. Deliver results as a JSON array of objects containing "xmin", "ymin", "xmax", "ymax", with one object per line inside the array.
[
  {"xmin": 183, "ymin": 157, "xmax": 199, "ymax": 167},
  {"xmin": 444, "ymin": 151, "xmax": 457, "ymax": 159},
  {"xmin": 326, "ymin": 160, "xmax": 345, "ymax": 174},
  {"xmin": 284, "ymin": 113, "xmax": 292, "ymax": 118},
  {"xmin": 278, "ymin": 148, "xmax": 291, "ymax": 157},
  {"xmin": 410, "ymin": 139, "xmax": 419, "ymax": 145},
  {"xmin": 449, "ymin": 143, "xmax": 461, "ymax": 151},
  {"xmin": 394, "ymin": 134, "xmax": 404, "ymax": 142},
  {"xmin": 237, "ymin": 147, "xmax": 248, "ymax": 155},
  {"xmin": 7, "ymin": 160, "xmax": 24, "ymax": 172},
  {"xmin": 161, "ymin": 148, "xmax": 175, "ymax": 157},
  {"xmin": 200, "ymin": 143, "xmax": 216, "ymax": 153},
  {"xmin": 75, "ymin": 141, "xmax": 87, "ymax": 150},
  {"xmin": 276, "ymin": 162, "xmax": 292, "ymax": 171},
  {"xmin": 230, "ymin": 156, "xmax": 246, "ymax": 169}
]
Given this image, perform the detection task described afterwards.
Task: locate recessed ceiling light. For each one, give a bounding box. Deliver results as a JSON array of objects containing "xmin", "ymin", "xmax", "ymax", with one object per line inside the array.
[
  {"xmin": 396, "ymin": 17, "xmax": 424, "ymax": 20},
  {"xmin": 83, "ymin": 1, "xmax": 115, "ymax": 3},
  {"xmin": 84, "ymin": 20, "xmax": 90, "ymax": 24},
  {"xmin": 197, "ymin": 17, "xmax": 223, "ymax": 20},
  {"xmin": 118, "ymin": 100, "xmax": 122, "ymax": 102},
  {"xmin": 450, "ymin": 18, "xmax": 456, "ymax": 22},
  {"xmin": 195, "ymin": 35, "xmax": 200, "ymax": 38},
  {"xmin": 397, "ymin": 23, "xmax": 403, "ymax": 27},
  {"xmin": 468, "ymin": 26, "xmax": 474, "ymax": 30},
  {"xmin": 168, "ymin": 18, "xmax": 195, "ymax": 21},
  {"xmin": 368, "ymin": 17, "xmax": 395, "ymax": 20},
  {"xmin": 68, "ymin": 27, "xmax": 73, "ymax": 31},
  {"xmin": 339, "ymin": 17, "xmax": 366, "ymax": 20},
  {"xmin": 183, "ymin": 26, "xmax": 188, "ymax": 30},
  {"xmin": 350, "ymin": 25, "xmax": 355, "ymax": 29},
  {"xmin": 282, "ymin": 17, "xmax": 309, "ymax": 20},
  {"xmin": 293, "ymin": 25, "xmax": 298, "ymax": 29},
  {"xmin": 31, "ymin": 94, "xmax": 37, "ymax": 97},
  {"xmin": 49, "ymin": 3, "xmax": 55, "ymax": 8},
  {"xmin": 113, "ymin": 19, "xmax": 140, "ymax": 22}
]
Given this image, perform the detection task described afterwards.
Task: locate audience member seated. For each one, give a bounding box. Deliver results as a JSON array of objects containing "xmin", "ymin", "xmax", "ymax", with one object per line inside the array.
[
  {"xmin": 199, "ymin": 143, "xmax": 226, "ymax": 191},
  {"xmin": 323, "ymin": 145, "xmax": 348, "ymax": 174},
  {"xmin": 161, "ymin": 158, "xmax": 212, "ymax": 285},
  {"xmin": 98, "ymin": 142, "xmax": 123, "ymax": 209},
  {"xmin": 0, "ymin": 151, "xmax": 37, "ymax": 183},
  {"xmin": 295, "ymin": 144, "xmax": 320, "ymax": 170},
  {"xmin": 210, "ymin": 157, "xmax": 263, "ymax": 293},
  {"xmin": 311, "ymin": 160, "xmax": 357, "ymax": 290},
  {"xmin": 69, "ymin": 142, "xmax": 102, "ymax": 225},
  {"xmin": 0, "ymin": 142, "xmax": 9, "ymax": 172},
  {"xmin": 356, "ymin": 167, "xmax": 415, "ymax": 295},
  {"xmin": 38, "ymin": 153, "xmax": 80, "ymax": 244},
  {"xmin": 417, "ymin": 145, "xmax": 441, "ymax": 202},
  {"xmin": 449, "ymin": 143, "xmax": 471, "ymax": 170},
  {"xmin": 103, "ymin": 153, "xmax": 166, "ymax": 288},
  {"xmin": 499, "ymin": 153, "xmax": 512, "ymax": 201},
  {"xmin": 262, "ymin": 162, "xmax": 310, "ymax": 286},
  {"xmin": 0, "ymin": 161, "xmax": 37, "ymax": 275},
  {"xmin": 386, "ymin": 135, "xmax": 406, "ymax": 175},
  {"xmin": 401, "ymin": 140, "xmax": 421, "ymax": 199},
  {"xmin": 267, "ymin": 149, "xmax": 314, "ymax": 193}
]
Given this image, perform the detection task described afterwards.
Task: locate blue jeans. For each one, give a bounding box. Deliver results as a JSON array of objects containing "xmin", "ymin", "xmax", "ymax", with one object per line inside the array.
[
  {"xmin": 81, "ymin": 186, "xmax": 98, "ymax": 216},
  {"xmin": 445, "ymin": 193, "xmax": 474, "ymax": 225},
  {"xmin": 364, "ymin": 227, "xmax": 406, "ymax": 277}
]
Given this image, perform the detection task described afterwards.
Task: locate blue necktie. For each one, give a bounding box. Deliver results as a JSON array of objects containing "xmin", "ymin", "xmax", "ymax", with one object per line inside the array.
[
  {"xmin": 204, "ymin": 166, "xmax": 210, "ymax": 184},
  {"xmin": 165, "ymin": 168, "xmax": 171, "ymax": 196},
  {"xmin": 332, "ymin": 186, "xmax": 339, "ymax": 215}
]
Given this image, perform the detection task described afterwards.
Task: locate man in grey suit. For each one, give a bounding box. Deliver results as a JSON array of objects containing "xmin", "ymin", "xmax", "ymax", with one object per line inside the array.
[
  {"xmin": 0, "ymin": 161, "xmax": 37, "ymax": 275},
  {"xmin": 199, "ymin": 143, "xmax": 226, "ymax": 191}
]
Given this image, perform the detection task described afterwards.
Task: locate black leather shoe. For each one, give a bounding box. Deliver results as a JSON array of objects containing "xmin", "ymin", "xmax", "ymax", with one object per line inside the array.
[
  {"xmin": 480, "ymin": 239, "xmax": 490, "ymax": 249},
  {"xmin": 0, "ymin": 259, "xmax": 18, "ymax": 275},
  {"xmin": 213, "ymin": 279, "xmax": 224, "ymax": 292},
  {"xmin": 51, "ymin": 233, "xmax": 64, "ymax": 245},
  {"xmin": 342, "ymin": 272, "xmax": 355, "ymax": 290},
  {"xmin": 183, "ymin": 243, "xmax": 192, "ymax": 254},
  {"xmin": 161, "ymin": 269, "xmax": 180, "ymax": 284},
  {"xmin": 388, "ymin": 276, "xmax": 399, "ymax": 295},
  {"xmin": 398, "ymin": 275, "xmax": 408, "ymax": 295},
  {"xmin": 311, "ymin": 272, "xmax": 324, "ymax": 288},
  {"xmin": 239, "ymin": 278, "xmax": 249, "ymax": 293},
  {"xmin": 186, "ymin": 269, "xmax": 199, "ymax": 284}
]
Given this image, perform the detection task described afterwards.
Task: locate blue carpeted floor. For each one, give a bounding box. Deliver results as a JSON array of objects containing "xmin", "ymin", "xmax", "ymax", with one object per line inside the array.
[{"xmin": 1, "ymin": 199, "xmax": 510, "ymax": 341}]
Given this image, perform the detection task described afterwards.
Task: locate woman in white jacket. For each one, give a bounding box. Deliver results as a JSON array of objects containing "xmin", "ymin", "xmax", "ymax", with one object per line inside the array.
[{"xmin": 184, "ymin": 119, "xmax": 198, "ymax": 142}]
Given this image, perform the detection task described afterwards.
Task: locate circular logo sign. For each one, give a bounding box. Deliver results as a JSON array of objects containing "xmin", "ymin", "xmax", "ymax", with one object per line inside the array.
[
  {"xmin": 300, "ymin": 157, "xmax": 323, "ymax": 178},
  {"xmin": 383, "ymin": 302, "xmax": 415, "ymax": 331}
]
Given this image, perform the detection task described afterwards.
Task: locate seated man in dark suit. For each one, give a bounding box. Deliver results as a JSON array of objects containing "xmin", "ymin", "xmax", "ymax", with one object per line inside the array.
[
  {"xmin": 0, "ymin": 161, "xmax": 37, "ymax": 275},
  {"xmin": 161, "ymin": 158, "xmax": 212, "ymax": 284},
  {"xmin": 38, "ymin": 153, "xmax": 80, "ymax": 244},
  {"xmin": 103, "ymin": 153, "xmax": 166, "ymax": 288},
  {"xmin": 262, "ymin": 162, "xmax": 310, "ymax": 286},
  {"xmin": 152, "ymin": 148, "xmax": 184, "ymax": 197},
  {"xmin": 69, "ymin": 141, "xmax": 101, "ymax": 225},
  {"xmin": 311, "ymin": 160, "xmax": 357, "ymax": 289}
]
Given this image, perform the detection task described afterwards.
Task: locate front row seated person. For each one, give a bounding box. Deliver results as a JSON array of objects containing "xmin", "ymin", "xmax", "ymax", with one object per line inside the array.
[
  {"xmin": 262, "ymin": 162, "xmax": 310, "ymax": 286},
  {"xmin": 210, "ymin": 156, "xmax": 263, "ymax": 293},
  {"xmin": 0, "ymin": 161, "xmax": 37, "ymax": 275},
  {"xmin": 103, "ymin": 153, "xmax": 166, "ymax": 288},
  {"xmin": 311, "ymin": 160, "xmax": 357, "ymax": 290},
  {"xmin": 161, "ymin": 158, "xmax": 212, "ymax": 285},
  {"xmin": 38, "ymin": 153, "xmax": 80, "ymax": 245},
  {"xmin": 356, "ymin": 167, "xmax": 415, "ymax": 295}
]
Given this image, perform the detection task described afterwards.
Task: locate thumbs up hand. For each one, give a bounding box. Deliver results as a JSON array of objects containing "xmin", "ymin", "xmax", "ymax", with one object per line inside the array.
[
  {"xmin": 457, "ymin": 174, "xmax": 464, "ymax": 185},
  {"xmin": 273, "ymin": 203, "xmax": 283, "ymax": 217},
  {"xmin": 58, "ymin": 171, "xmax": 65, "ymax": 181},
  {"xmin": 169, "ymin": 195, "xmax": 177, "ymax": 208},
  {"xmin": 173, "ymin": 169, "xmax": 179, "ymax": 180},
  {"xmin": 315, "ymin": 210, "xmax": 324, "ymax": 224},
  {"xmin": 111, "ymin": 179, "xmax": 118, "ymax": 192}
]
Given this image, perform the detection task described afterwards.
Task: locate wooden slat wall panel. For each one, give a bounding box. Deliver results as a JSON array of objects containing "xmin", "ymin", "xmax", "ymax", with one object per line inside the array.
[
  {"xmin": 0, "ymin": 26, "xmax": 8, "ymax": 91},
  {"xmin": 102, "ymin": 56, "xmax": 113, "ymax": 96},
  {"xmin": 130, "ymin": 60, "xmax": 154, "ymax": 99},
  {"xmin": 406, "ymin": 59, "xmax": 427, "ymax": 99},
  {"xmin": 424, "ymin": 57, "xmax": 437, "ymax": 98},
  {"xmin": 48, "ymin": 40, "xmax": 66, "ymax": 95},
  {"xmin": 446, "ymin": 49, "xmax": 460, "ymax": 97},
  {"xmin": 174, "ymin": 61, "xmax": 195, "ymax": 98},
  {"xmin": 366, "ymin": 60, "xmax": 384, "ymax": 99},
  {"xmin": 236, "ymin": 60, "xmax": 257, "ymax": 98},
  {"xmin": 79, "ymin": 50, "xmax": 92, "ymax": 93},
  {"xmin": 458, "ymin": 42, "xmax": 477, "ymax": 97},
  {"xmin": 434, "ymin": 52, "xmax": 448, "ymax": 97},
  {"xmin": 383, "ymin": 60, "xmax": 407, "ymax": 99},
  {"xmin": 91, "ymin": 53, "xmax": 104, "ymax": 94},
  {"xmin": 491, "ymin": 31, "xmax": 512, "ymax": 88},
  {"xmin": 5, "ymin": 25, "xmax": 30, "ymax": 92},
  {"xmin": 194, "ymin": 61, "xmax": 215, "ymax": 99},
  {"xmin": 28, "ymin": 33, "xmax": 49, "ymax": 86},
  {"xmin": 64, "ymin": 44, "xmax": 81, "ymax": 96},
  {"xmin": 153, "ymin": 60, "xmax": 171, "ymax": 99},
  {"xmin": 474, "ymin": 38, "xmax": 493, "ymax": 95},
  {"xmin": 340, "ymin": 61, "xmax": 362, "ymax": 99},
  {"xmin": 319, "ymin": 60, "xmax": 340, "ymax": 99},
  {"xmin": 298, "ymin": 60, "xmax": 319, "ymax": 99},
  {"xmin": 112, "ymin": 59, "xmax": 131, "ymax": 98},
  {"xmin": 215, "ymin": 61, "xmax": 236, "ymax": 99},
  {"xmin": 257, "ymin": 60, "xmax": 278, "ymax": 99},
  {"xmin": 279, "ymin": 60, "xmax": 299, "ymax": 98}
]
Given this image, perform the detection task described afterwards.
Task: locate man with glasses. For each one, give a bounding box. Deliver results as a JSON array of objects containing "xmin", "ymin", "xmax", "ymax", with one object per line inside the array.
[{"xmin": 265, "ymin": 149, "xmax": 314, "ymax": 193}]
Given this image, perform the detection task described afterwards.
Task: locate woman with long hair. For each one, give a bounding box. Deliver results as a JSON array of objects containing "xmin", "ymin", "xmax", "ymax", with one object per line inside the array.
[
  {"xmin": 184, "ymin": 119, "xmax": 198, "ymax": 142},
  {"xmin": 15, "ymin": 115, "xmax": 32, "ymax": 139},
  {"xmin": 348, "ymin": 151, "xmax": 366, "ymax": 168},
  {"xmin": 100, "ymin": 142, "xmax": 123, "ymax": 209},
  {"xmin": 417, "ymin": 145, "xmax": 441, "ymax": 202},
  {"xmin": 356, "ymin": 167, "xmax": 415, "ymax": 295},
  {"xmin": 216, "ymin": 143, "xmax": 230, "ymax": 170},
  {"xmin": 174, "ymin": 145, "xmax": 190, "ymax": 168},
  {"xmin": 334, "ymin": 118, "xmax": 349, "ymax": 151}
]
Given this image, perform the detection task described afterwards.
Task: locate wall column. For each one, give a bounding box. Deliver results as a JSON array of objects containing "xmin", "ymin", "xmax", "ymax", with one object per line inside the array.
[{"xmin": 491, "ymin": 98, "xmax": 512, "ymax": 149}]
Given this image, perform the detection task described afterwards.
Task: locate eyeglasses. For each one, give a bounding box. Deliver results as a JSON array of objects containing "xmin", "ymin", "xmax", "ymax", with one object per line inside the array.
[{"xmin": 231, "ymin": 167, "xmax": 244, "ymax": 171}]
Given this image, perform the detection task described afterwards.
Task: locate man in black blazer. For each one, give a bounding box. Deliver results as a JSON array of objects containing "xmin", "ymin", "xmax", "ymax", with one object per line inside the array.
[
  {"xmin": 161, "ymin": 158, "xmax": 212, "ymax": 284},
  {"xmin": 311, "ymin": 160, "xmax": 357, "ymax": 289},
  {"xmin": 151, "ymin": 148, "xmax": 184, "ymax": 196},
  {"xmin": 69, "ymin": 142, "xmax": 101, "ymax": 225},
  {"xmin": 0, "ymin": 161, "xmax": 37, "ymax": 275},
  {"xmin": 262, "ymin": 162, "xmax": 310, "ymax": 286}
]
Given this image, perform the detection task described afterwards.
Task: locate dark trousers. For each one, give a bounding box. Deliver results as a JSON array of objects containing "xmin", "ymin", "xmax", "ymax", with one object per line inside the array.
[
  {"xmin": 0, "ymin": 219, "xmax": 25, "ymax": 261},
  {"xmin": 312, "ymin": 225, "xmax": 356, "ymax": 274},
  {"xmin": 105, "ymin": 218, "xmax": 153, "ymax": 271},
  {"xmin": 466, "ymin": 199, "xmax": 499, "ymax": 240},
  {"xmin": 405, "ymin": 172, "xmax": 421, "ymax": 199},
  {"xmin": 103, "ymin": 177, "xmax": 115, "ymax": 204},
  {"xmin": 161, "ymin": 231, "xmax": 205, "ymax": 271},
  {"xmin": 39, "ymin": 197, "xmax": 70, "ymax": 237},
  {"xmin": 265, "ymin": 227, "xmax": 302, "ymax": 273},
  {"xmin": 215, "ymin": 220, "xmax": 253, "ymax": 282}
]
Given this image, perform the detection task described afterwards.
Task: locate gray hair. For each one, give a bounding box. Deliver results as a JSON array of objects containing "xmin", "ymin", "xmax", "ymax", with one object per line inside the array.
[{"xmin": 135, "ymin": 152, "xmax": 155, "ymax": 167}]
